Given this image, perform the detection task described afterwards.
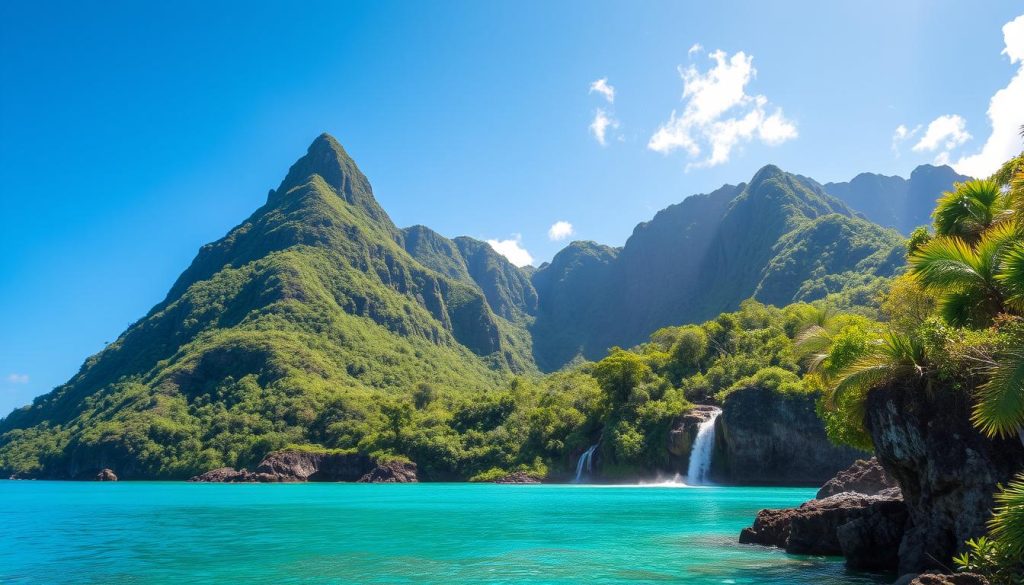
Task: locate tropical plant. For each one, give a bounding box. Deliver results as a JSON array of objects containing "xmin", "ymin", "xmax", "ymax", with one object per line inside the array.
[
  {"xmin": 932, "ymin": 179, "xmax": 1007, "ymax": 243},
  {"xmin": 910, "ymin": 221, "xmax": 1021, "ymax": 327}
]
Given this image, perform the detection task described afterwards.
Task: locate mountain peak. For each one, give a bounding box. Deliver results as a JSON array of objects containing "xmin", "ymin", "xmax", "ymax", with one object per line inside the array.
[
  {"xmin": 277, "ymin": 132, "xmax": 371, "ymax": 199},
  {"xmin": 273, "ymin": 133, "xmax": 393, "ymax": 227}
]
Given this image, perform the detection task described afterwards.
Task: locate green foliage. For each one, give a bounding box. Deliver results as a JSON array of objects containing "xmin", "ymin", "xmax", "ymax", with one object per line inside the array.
[
  {"xmin": 907, "ymin": 226, "xmax": 932, "ymax": 255},
  {"xmin": 954, "ymin": 536, "xmax": 1024, "ymax": 585},
  {"xmin": 932, "ymin": 179, "xmax": 1006, "ymax": 242}
]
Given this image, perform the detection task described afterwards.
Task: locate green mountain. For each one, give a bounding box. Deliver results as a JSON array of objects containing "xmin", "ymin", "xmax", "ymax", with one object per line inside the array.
[
  {"xmin": 824, "ymin": 164, "xmax": 969, "ymax": 234},
  {"xmin": 530, "ymin": 165, "xmax": 904, "ymax": 369},
  {"xmin": 0, "ymin": 134, "xmax": 536, "ymax": 478},
  {"xmin": 0, "ymin": 135, "xmax": 904, "ymax": 479}
]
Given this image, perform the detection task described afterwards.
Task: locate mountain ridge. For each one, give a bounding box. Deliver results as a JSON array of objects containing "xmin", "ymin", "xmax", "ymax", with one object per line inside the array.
[{"xmin": 0, "ymin": 133, "xmax": 959, "ymax": 479}]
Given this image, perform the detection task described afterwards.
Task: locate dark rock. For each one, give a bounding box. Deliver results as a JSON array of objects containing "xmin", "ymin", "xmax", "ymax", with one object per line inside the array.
[
  {"xmin": 668, "ymin": 405, "xmax": 720, "ymax": 459},
  {"xmin": 739, "ymin": 508, "xmax": 793, "ymax": 547},
  {"xmin": 190, "ymin": 450, "xmax": 385, "ymax": 483},
  {"xmin": 493, "ymin": 471, "xmax": 541, "ymax": 484},
  {"xmin": 714, "ymin": 386, "xmax": 863, "ymax": 484},
  {"xmin": 739, "ymin": 490, "xmax": 907, "ymax": 571},
  {"xmin": 255, "ymin": 450, "xmax": 372, "ymax": 481},
  {"xmin": 95, "ymin": 468, "xmax": 118, "ymax": 481},
  {"xmin": 817, "ymin": 457, "xmax": 897, "ymax": 498},
  {"xmin": 907, "ymin": 573, "xmax": 989, "ymax": 585},
  {"xmin": 357, "ymin": 460, "xmax": 418, "ymax": 483},
  {"xmin": 786, "ymin": 492, "xmax": 904, "ymax": 557},
  {"xmin": 835, "ymin": 496, "xmax": 908, "ymax": 571},
  {"xmin": 864, "ymin": 381, "xmax": 1024, "ymax": 574}
]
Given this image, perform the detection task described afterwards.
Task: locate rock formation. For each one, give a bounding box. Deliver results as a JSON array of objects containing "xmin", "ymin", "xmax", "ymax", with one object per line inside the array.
[
  {"xmin": 493, "ymin": 471, "xmax": 542, "ymax": 484},
  {"xmin": 864, "ymin": 381, "xmax": 1024, "ymax": 574},
  {"xmin": 816, "ymin": 457, "xmax": 896, "ymax": 498},
  {"xmin": 357, "ymin": 461, "xmax": 418, "ymax": 483},
  {"xmin": 189, "ymin": 450, "xmax": 418, "ymax": 483},
  {"xmin": 667, "ymin": 405, "xmax": 720, "ymax": 470},
  {"xmin": 713, "ymin": 386, "xmax": 863, "ymax": 484},
  {"xmin": 95, "ymin": 468, "xmax": 118, "ymax": 481},
  {"xmin": 739, "ymin": 491, "xmax": 906, "ymax": 569}
]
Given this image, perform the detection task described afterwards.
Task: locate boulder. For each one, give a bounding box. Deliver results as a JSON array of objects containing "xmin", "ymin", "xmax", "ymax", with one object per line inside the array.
[
  {"xmin": 739, "ymin": 490, "xmax": 906, "ymax": 570},
  {"xmin": 738, "ymin": 507, "xmax": 793, "ymax": 547},
  {"xmin": 357, "ymin": 461, "xmax": 418, "ymax": 483},
  {"xmin": 187, "ymin": 467, "xmax": 281, "ymax": 483},
  {"xmin": 95, "ymin": 468, "xmax": 118, "ymax": 481},
  {"xmin": 864, "ymin": 381, "xmax": 1024, "ymax": 574},
  {"xmin": 714, "ymin": 386, "xmax": 863, "ymax": 484},
  {"xmin": 816, "ymin": 457, "xmax": 897, "ymax": 498},
  {"xmin": 493, "ymin": 471, "xmax": 541, "ymax": 484}
]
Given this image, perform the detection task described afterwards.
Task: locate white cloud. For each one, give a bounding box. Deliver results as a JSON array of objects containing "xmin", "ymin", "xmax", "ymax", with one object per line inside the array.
[
  {"xmin": 891, "ymin": 124, "xmax": 921, "ymax": 154},
  {"xmin": 953, "ymin": 14, "xmax": 1024, "ymax": 177},
  {"xmin": 548, "ymin": 221, "xmax": 574, "ymax": 241},
  {"xmin": 486, "ymin": 234, "xmax": 534, "ymax": 267},
  {"xmin": 6, "ymin": 373, "xmax": 28, "ymax": 384},
  {"xmin": 911, "ymin": 114, "xmax": 972, "ymax": 153},
  {"xmin": 589, "ymin": 78, "xmax": 616, "ymax": 103},
  {"xmin": 688, "ymin": 43, "xmax": 703, "ymax": 57},
  {"xmin": 590, "ymin": 108, "xmax": 618, "ymax": 146},
  {"xmin": 647, "ymin": 49, "xmax": 797, "ymax": 168}
]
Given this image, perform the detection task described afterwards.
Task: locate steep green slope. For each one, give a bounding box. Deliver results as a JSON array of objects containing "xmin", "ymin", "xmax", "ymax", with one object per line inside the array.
[
  {"xmin": 0, "ymin": 134, "xmax": 535, "ymax": 479},
  {"xmin": 531, "ymin": 165, "xmax": 904, "ymax": 369}
]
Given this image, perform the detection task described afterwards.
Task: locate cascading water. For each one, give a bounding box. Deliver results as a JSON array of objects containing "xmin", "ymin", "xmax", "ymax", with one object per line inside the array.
[
  {"xmin": 574, "ymin": 444, "xmax": 598, "ymax": 483},
  {"xmin": 686, "ymin": 409, "xmax": 721, "ymax": 485}
]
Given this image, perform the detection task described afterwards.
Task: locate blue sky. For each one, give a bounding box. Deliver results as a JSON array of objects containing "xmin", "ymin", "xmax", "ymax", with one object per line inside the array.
[{"xmin": 1, "ymin": 1, "xmax": 1023, "ymax": 415}]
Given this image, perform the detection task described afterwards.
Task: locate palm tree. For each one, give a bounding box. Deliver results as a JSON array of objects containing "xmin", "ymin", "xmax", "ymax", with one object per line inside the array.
[
  {"xmin": 933, "ymin": 179, "xmax": 1008, "ymax": 243},
  {"xmin": 909, "ymin": 221, "xmax": 1021, "ymax": 327},
  {"xmin": 823, "ymin": 331, "xmax": 927, "ymax": 410},
  {"xmin": 990, "ymin": 473, "xmax": 1024, "ymax": 563}
]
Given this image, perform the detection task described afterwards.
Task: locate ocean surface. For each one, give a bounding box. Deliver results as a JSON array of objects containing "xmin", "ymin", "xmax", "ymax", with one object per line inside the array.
[{"xmin": 0, "ymin": 481, "xmax": 889, "ymax": 584}]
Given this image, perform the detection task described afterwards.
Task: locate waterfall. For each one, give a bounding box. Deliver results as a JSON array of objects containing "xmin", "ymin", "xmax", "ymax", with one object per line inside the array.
[
  {"xmin": 686, "ymin": 409, "xmax": 721, "ymax": 485},
  {"xmin": 574, "ymin": 444, "xmax": 598, "ymax": 483}
]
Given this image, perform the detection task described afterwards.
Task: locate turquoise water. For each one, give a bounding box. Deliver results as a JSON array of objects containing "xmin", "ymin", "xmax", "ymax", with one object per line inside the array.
[{"xmin": 0, "ymin": 481, "xmax": 888, "ymax": 584}]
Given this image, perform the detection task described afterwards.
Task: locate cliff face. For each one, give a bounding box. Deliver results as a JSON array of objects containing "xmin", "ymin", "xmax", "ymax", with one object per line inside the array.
[
  {"xmin": 864, "ymin": 380, "xmax": 1024, "ymax": 574},
  {"xmin": 713, "ymin": 386, "xmax": 862, "ymax": 484}
]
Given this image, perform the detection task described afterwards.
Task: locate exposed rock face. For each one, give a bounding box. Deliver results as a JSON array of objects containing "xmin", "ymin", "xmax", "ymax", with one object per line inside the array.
[
  {"xmin": 493, "ymin": 471, "xmax": 542, "ymax": 484},
  {"xmin": 864, "ymin": 381, "xmax": 1024, "ymax": 574},
  {"xmin": 816, "ymin": 457, "xmax": 896, "ymax": 498},
  {"xmin": 95, "ymin": 468, "xmax": 118, "ymax": 481},
  {"xmin": 357, "ymin": 461, "xmax": 418, "ymax": 483},
  {"xmin": 188, "ymin": 467, "xmax": 281, "ymax": 483},
  {"xmin": 189, "ymin": 450, "xmax": 417, "ymax": 483},
  {"xmin": 739, "ymin": 490, "xmax": 906, "ymax": 568},
  {"xmin": 668, "ymin": 405, "xmax": 720, "ymax": 469},
  {"xmin": 714, "ymin": 386, "xmax": 863, "ymax": 484}
]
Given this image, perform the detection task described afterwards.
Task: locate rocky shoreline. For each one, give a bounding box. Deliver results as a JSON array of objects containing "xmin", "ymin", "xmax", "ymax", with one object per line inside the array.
[{"xmin": 188, "ymin": 450, "xmax": 418, "ymax": 483}]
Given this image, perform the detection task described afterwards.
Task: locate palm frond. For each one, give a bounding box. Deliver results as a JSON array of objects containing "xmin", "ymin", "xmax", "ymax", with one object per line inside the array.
[
  {"xmin": 794, "ymin": 325, "xmax": 833, "ymax": 372},
  {"xmin": 933, "ymin": 179, "xmax": 1004, "ymax": 240},
  {"xmin": 826, "ymin": 331, "xmax": 926, "ymax": 408},
  {"xmin": 989, "ymin": 472, "xmax": 1024, "ymax": 561},
  {"xmin": 910, "ymin": 236, "xmax": 986, "ymax": 290},
  {"xmin": 972, "ymin": 349, "xmax": 1024, "ymax": 438},
  {"xmin": 997, "ymin": 243, "xmax": 1024, "ymax": 310}
]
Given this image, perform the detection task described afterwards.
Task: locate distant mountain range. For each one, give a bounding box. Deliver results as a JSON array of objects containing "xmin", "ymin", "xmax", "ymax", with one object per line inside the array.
[
  {"xmin": 0, "ymin": 134, "xmax": 961, "ymax": 478},
  {"xmin": 824, "ymin": 164, "xmax": 969, "ymax": 234}
]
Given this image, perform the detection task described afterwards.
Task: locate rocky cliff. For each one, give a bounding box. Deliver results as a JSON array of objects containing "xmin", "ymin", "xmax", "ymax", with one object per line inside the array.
[
  {"xmin": 712, "ymin": 386, "xmax": 863, "ymax": 484},
  {"xmin": 864, "ymin": 381, "xmax": 1024, "ymax": 574}
]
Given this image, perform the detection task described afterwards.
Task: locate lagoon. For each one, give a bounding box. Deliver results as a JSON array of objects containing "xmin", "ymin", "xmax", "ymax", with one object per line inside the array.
[{"xmin": 0, "ymin": 481, "xmax": 888, "ymax": 584}]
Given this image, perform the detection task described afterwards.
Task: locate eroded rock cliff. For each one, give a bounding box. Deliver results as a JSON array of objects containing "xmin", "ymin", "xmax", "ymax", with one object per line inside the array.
[
  {"xmin": 713, "ymin": 386, "xmax": 862, "ymax": 484},
  {"xmin": 864, "ymin": 381, "xmax": 1024, "ymax": 574}
]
